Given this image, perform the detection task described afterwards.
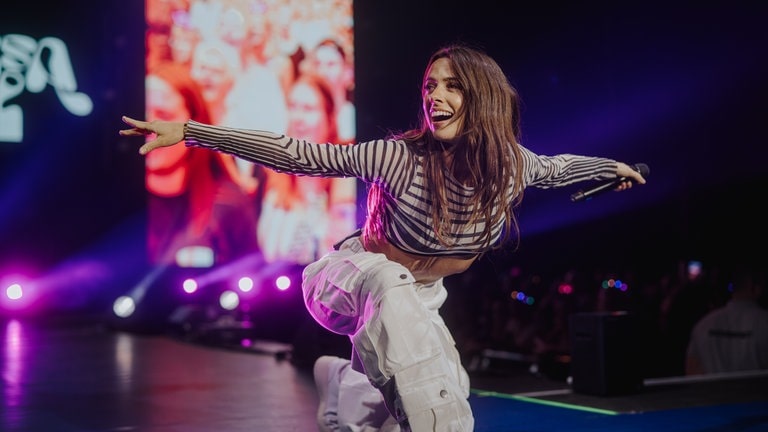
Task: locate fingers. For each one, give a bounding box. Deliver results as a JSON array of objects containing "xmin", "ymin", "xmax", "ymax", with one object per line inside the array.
[
  {"xmin": 628, "ymin": 167, "xmax": 646, "ymax": 184},
  {"xmin": 616, "ymin": 162, "xmax": 647, "ymax": 185},
  {"xmin": 139, "ymin": 137, "xmax": 170, "ymax": 155},
  {"xmin": 139, "ymin": 142, "xmax": 156, "ymax": 156},
  {"xmin": 119, "ymin": 116, "xmax": 152, "ymax": 137},
  {"xmin": 614, "ymin": 181, "xmax": 631, "ymax": 192},
  {"xmin": 119, "ymin": 128, "xmax": 152, "ymax": 137},
  {"xmin": 121, "ymin": 115, "xmax": 145, "ymax": 129},
  {"xmin": 119, "ymin": 116, "xmax": 184, "ymax": 155},
  {"xmin": 119, "ymin": 116, "xmax": 160, "ymax": 155}
]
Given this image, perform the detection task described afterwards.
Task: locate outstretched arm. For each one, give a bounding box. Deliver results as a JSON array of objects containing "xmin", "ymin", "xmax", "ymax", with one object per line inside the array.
[
  {"xmin": 519, "ymin": 145, "xmax": 646, "ymax": 192},
  {"xmin": 119, "ymin": 116, "xmax": 186, "ymax": 155}
]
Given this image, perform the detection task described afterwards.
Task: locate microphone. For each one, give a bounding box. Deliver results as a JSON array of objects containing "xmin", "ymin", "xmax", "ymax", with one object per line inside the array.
[{"xmin": 570, "ymin": 163, "xmax": 649, "ymax": 203}]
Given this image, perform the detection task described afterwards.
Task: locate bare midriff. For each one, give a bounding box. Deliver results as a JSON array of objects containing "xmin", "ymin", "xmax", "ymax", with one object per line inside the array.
[{"xmin": 361, "ymin": 231, "xmax": 477, "ymax": 284}]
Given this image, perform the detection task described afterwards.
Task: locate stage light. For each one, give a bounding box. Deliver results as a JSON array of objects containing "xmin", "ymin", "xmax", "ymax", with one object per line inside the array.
[
  {"xmin": 238, "ymin": 276, "xmax": 254, "ymax": 292},
  {"xmin": 174, "ymin": 246, "xmax": 215, "ymax": 268},
  {"xmin": 6, "ymin": 283, "xmax": 23, "ymax": 300},
  {"xmin": 275, "ymin": 275, "xmax": 291, "ymax": 291},
  {"xmin": 182, "ymin": 278, "xmax": 198, "ymax": 294},
  {"xmin": 219, "ymin": 290, "xmax": 239, "ymax": 310},
  {"xmin": 687, "ymin": 260, "xmax": 703, "ymax": 280},
  {"xmin": 1, "ymin": 277, "xmax": 34, "ymax": 311},
  {"xmin": 113, "ymin": 295, "xmax": 136, "ymax": 318},
  {"xmin": 600, "ymin": 277, "xmax": 630, "ymax": 292},
  {"xmin": 509, "ymin": 290, "xmax": 535, "ymax": 306}
]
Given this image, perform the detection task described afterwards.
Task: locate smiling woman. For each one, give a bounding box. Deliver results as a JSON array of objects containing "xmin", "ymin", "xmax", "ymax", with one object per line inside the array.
[
  {"xmin": 120, "ymin": 41, "xmax": 645, "ymax": 430},
  {"xmin": 144, "ymin": 61, "xmax": 224, "ymax": 267}
]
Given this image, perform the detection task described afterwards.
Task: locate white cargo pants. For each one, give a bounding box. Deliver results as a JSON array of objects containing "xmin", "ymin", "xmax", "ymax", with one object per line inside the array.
[{"xmin": 302, "ymin": 235, "xmax": 474, "ymax": 431}]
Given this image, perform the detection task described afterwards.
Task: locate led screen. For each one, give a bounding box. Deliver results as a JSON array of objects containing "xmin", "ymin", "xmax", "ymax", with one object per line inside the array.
[{"xmin": 144, "ymin": 0, "xmax": 356, "ymax": 268}]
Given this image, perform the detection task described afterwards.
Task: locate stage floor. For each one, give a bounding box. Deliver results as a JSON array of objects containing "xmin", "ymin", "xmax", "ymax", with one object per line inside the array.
[{"xmin": 2, "ymin": 316, "xmax": 767, "ymax": 431}]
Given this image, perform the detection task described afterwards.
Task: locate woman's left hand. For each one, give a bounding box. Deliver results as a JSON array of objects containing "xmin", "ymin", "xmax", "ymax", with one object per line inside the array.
[{"xmin": 614, "ymin": 162, "xmax": 647, "ymax": 191}]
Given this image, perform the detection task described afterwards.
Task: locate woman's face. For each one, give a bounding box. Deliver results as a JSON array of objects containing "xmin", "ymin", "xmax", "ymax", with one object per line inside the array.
[
  {"xmin": 146, "ymin": 75, "xmax": 189, "ymax": 122},
  {"xmin": 422, "ymin": 57, "xmax": 464, "ymax": 144},
  {"xmin": 287, "ymin": 81, "xmax": 331, "ymax": 142},
  {"xmin": 169, "ymin": 17, "xmax": 199, "ymax": 65},
  {"xmin": 311, "ymin": 44, "xmax": 346, "ymax": 90},
  {"xmin": 190, "ymin": 45, "xmax": 237, "ymax": 107}
]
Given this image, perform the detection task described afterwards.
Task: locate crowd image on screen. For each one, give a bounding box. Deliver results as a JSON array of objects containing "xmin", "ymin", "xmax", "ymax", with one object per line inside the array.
[{"xmin": 144, "ymin": 0, "xmax": 355, "ymax": 267}]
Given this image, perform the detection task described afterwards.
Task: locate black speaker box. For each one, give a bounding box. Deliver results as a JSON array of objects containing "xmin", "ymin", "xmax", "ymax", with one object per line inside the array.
[{"xmin": 569, "ymin": 311, "xmax": 643, "ymax": 396}]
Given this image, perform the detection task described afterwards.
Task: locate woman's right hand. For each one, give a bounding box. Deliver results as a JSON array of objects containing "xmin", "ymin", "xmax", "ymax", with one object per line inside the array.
[{"xmin": 119, "ymin": 116, "xmax": 186, "ymax": 155}]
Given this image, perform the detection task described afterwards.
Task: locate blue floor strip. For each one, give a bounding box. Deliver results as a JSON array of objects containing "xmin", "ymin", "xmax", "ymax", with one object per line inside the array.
[{"xmin": 470, "ymin": 393, "xmax": 768, "ymax": 432}]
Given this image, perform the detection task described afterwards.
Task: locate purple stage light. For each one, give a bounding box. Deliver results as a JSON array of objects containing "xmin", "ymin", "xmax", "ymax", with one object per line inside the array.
[
  {"xmin": 112, "ymin": 296, "xmax": 136, "ymax": 318},
  {"xmin": 6, "ymin": 283, "xmax": 23, "ymax": 301},
  {"xmin": 219, "ymin": 290, "xmax": 239, "ymax": 310},
  {"xmin": 182, "ymin": 278, "xmax": 198, "ymax": 294},
  {"xmin": 275, "ymin": 276, "xmax": 291, "ymax": 291},
  {"xmin": 1, "ymin": 276, "xmax": 35, "ymax": 311},
  {"xmin": 238, "ymin": 276, "xmax": 254, "ymax": 292}
]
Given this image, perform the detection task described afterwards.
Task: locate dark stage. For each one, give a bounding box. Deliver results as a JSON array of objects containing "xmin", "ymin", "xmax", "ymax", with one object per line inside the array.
[
  {"xmin": 2, "ymin": 1, "xmax": 768, "ymax": 431},
  {"xmin": 3, "ymin": 316, "xmax": 766, "ymax": 432}
]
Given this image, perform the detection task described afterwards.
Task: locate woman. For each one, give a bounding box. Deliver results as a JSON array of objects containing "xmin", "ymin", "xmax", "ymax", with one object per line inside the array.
[
  {"xmin": 144, "ymin": 61, "xmax": 216, "ymax": 266},
  {"xmin": 300, "ymin": 37, "xmax": 356, "ymax": 144},
  {"xmin": 257, "ymin": 72, "xmax": 357, "ymax": 264},
  {"xmin": 121, "ymin": 43, "xmax": 645, "ymax": 431}
]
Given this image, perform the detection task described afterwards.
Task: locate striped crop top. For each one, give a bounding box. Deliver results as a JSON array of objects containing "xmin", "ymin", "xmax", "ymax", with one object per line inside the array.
[{"xmin": 184, "ymin": 120, "xmax": 618, "ymax": 256}]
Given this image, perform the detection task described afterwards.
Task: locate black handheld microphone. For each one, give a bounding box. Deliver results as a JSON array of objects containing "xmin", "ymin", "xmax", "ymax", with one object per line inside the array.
[{"xmin": 570, "ymin": 163, "xmax": 649, "ymax": 203}]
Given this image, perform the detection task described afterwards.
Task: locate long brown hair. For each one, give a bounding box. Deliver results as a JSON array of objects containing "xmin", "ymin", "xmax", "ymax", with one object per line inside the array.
[{"xmin": 399, "ymin": 43, "xmax": 525, "ymax": 251}]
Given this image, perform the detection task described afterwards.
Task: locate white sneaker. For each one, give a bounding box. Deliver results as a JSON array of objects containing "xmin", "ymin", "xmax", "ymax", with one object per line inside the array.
[{"xmin": 314, "ymin": 355, "xmax": 345, "ymax": 432}]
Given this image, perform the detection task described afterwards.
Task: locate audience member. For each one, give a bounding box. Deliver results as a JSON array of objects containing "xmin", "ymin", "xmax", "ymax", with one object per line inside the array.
[
  {"xmin": 686, "ymin": 267, "xmax": 768, "ymax": 374},
  {"xmin": 257, "ymin": 73, "xmax": 357, "ymax": 264},
  {"xmin": 300, "ymin": 37, "xmax": 356, "ymax": 143},
  {"xmin": 144, "ymin": 62, "xmax": 216, "ymax": 266},
  {"xmin": 188, "ymin": 38, "xmax": 261, "ymax": 262}
]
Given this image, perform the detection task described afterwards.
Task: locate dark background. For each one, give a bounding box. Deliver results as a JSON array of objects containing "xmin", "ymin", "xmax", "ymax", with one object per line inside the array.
[
  {"xmin": 352, "ymin": 1, "xmax": 768, "ymax": 278},
  {"xmin": 0, "ymin": 1, "xmax": 766, "ymax": 317}
]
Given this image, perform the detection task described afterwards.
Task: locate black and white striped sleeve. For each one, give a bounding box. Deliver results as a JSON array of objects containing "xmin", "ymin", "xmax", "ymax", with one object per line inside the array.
[
  {"xmin": 518, "ymin": 144, "xmax": 618, "ymax": 189},
  {"xmin": 184, "ymin": 121, "xmax": 413, "ymax": 191}
]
